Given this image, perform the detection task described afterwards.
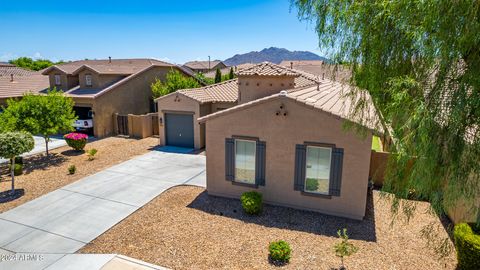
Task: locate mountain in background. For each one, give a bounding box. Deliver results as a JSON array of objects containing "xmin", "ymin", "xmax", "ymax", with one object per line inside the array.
[{"xmin": 223, "ymin": 47, "xmax": 327, "ymax": 66}]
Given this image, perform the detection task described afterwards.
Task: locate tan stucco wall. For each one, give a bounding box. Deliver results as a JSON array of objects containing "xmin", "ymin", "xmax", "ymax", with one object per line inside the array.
[
  {"xmin": 156, "ymin": 93, "xmax": 202, "ymax": 149},
  {"xmin": 78, "ymin": 71, "xmax": 125, "ymax": 89},
  {"xmin": 46, "ymin": 72, "xmax": 78, "ymax": 91},
  {"xmin": 90, "ymin": 66, "xmax": 172, "ymax": 137},
  {"xmin": 237, "ymin": 76, "xmax": 296, "ymax": 104},
  {"xmin": 205, "ymin": 97, "xmax": 373, "ymax": 220}
]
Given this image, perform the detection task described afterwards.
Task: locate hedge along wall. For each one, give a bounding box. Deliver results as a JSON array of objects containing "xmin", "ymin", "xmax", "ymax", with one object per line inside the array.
[{"xmin": 454, "ymin": 223, "xmax": 480, "ymax": 270}]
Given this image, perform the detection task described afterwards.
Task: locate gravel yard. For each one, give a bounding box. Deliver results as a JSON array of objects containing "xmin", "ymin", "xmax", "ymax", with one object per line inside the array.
[
  {"xmin": 80, "ymin": 186, "xmax": 457, "ymax": 270},
  {"xmin": 0, "ymin": 136, "xmax": 158, "ymax": 213}
]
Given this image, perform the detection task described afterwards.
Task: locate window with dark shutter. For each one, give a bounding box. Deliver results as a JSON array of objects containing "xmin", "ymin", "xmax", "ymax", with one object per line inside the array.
[
  {"xmin": 225, "ymin": 138, "xmax": 235, "ymax": 181},
  {"xmin": 329, "ymin": 148, "xmax": 344, "ymax": 196},
  {"xmin": 255, "ymin": 141, "xmax": 266, "ymax": 186},
  {"xmin": 294, "ymin": 144, "xmax": 307, "ymax": 191}
]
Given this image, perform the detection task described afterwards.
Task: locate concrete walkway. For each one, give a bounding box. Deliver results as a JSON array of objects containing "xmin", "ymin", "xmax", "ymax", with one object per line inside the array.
[{"xmin": 0, "ymin": 150, "xmax": 205, "ymax": 269}]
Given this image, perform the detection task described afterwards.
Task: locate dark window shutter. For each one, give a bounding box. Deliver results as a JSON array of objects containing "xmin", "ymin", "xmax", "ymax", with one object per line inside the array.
[
  {"xmin": 294, "ymin": 144, "xmax": 307, "ymax": 191},
  {"xmin": 329, "ymin": 147, "xmax": 344, "ymax": 196},
  {"xmin": 255, "ymin": 141, "xmax": 266, "ymax": 186},
  {"xmin": 225, "ymin": 138, "xmax": 235, "ymax": 181}
]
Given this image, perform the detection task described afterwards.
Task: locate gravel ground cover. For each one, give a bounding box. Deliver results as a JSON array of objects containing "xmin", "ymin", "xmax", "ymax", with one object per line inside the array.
[
  {"xmin": 80, "ymin": 186, "xmax": 457, "ymax": 270},
  {"xmin": 0, "ymin": 136, "xmax": 158, "ymax": 213}
]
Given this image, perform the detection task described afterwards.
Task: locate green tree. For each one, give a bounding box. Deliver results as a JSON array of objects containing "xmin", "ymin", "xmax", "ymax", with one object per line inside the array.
[
  {"xmin": 0, "ymin": 132, "xmax": 34, "ymax": 194},
  {"xmin": 9, "ymin": 57, "xmax": 64, "ymax": 71},
  {"xmin": 228, "ymin": 67, "xmax": 235, "ymax": 80},
  {"xmin": 334, "ymin": 228, "xmax": 358, "ymax": 270},
  {"xmin": 0, "ymin": 90, "xmax": 76, "ymax": 155},
  {"xmin": 151, "ymin": 69, "xmax": 201, "ymax": 99},
  {"xmin": 293, "ymin": 1, "xmax": 480, "ymax": 225},
  {"xmin": 214, "ymin": 68, "xmax": 222, "ymax": 83}
]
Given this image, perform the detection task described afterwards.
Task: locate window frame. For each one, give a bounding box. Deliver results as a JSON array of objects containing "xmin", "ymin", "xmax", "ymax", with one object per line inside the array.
[
  {"xmin": 54, "ymin": 74, "xmax": 61, "ymax": 86},
  {"xmin": 304, "ymin": 145, "xmax": 333, "ymax": 195},
  {"xmin": 85, "ymin": 74, "xmax": 93, "ymax": 87},
  {"xmin": 233, "ymin": 138, "xmax": 257, "ymax": 185}
]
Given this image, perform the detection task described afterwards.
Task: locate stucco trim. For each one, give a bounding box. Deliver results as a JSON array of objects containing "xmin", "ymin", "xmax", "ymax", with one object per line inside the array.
[{"xmin": 162, "ymin": 110, "xmax": 195, "ymax": 115}]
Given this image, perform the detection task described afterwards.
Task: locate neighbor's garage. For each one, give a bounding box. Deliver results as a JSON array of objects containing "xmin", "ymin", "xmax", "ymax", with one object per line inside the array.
[{"xmin": 164, "ymin": 113, "xmax": 194, "ymax": 148}]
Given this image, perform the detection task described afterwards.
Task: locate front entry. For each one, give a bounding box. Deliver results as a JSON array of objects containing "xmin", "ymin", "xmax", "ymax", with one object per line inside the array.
[{"xmin": 165, "ymin": 113, "xmax": 194, "ymax": 148}]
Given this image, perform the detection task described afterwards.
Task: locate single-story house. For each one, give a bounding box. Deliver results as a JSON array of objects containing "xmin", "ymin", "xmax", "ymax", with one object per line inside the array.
[
  {"xmin": 41, "ymin": 58, "xmax": 195, "ymax": 137},
  {"xmin": 0, "ymin": 65, "xmax": 49, "ymax": 107},
  {"xmin": 155, "ymin": 62, "xmax": 320, "ymax": 149},
  {"xmin": 189, "ymin": 62, "xmax": 379, "ymax": 220},
  {"xmin": 183, "ymin": 60, "xmax": 227, "ymax": 74}
]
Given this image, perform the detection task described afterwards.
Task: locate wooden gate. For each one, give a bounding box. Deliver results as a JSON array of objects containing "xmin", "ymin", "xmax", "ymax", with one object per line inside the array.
[{"xmin": 117, "ymin": 114, "xmax": 129, "ymax": 136}]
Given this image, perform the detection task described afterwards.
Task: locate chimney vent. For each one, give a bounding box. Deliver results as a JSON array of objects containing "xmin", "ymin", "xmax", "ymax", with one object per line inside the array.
[
  {"xmin": 290, "ymin": 62, "xmax": 293, "ymax": 69},
  {"xmin": 108, "ymin": 56, "xmax": 112, "ymax": 63},
  {"xmin": 10, "ymin": 74, "xmax": 14, "ymax": 82}
]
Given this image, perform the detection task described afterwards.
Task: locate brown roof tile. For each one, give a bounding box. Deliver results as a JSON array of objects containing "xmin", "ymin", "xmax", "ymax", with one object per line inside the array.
[
  {"xmin": 0, "ymin": 66, "xmax": 38, "ymax": 77},
  {"xmin": 42, "ymin": 58, "xmax": 174, "ymax": 75},
  {"xmin": 199, "ymin": 78, "xmax": 380, "ymax": 131},
  {"xmin": 236, "ymin": 62, "xmax": 301, "ymax": 77},
  {"xmin": 0, "ymin": 73, "xmax": 49, "ymax": 99},
  {"xmin": 183, "ymin": 60, "xmax": 224, "ymax": 70}
]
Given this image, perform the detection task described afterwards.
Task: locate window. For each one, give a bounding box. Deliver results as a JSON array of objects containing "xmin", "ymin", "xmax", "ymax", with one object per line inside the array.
[
  {"xmin": 235, "ymin": 139, "xmax": 256, "ymax": 184},
  {"xmin": 305, "ymin": 146, "xmax": 332, "ymax": 194},
  {"xmin": 85, "ymin": 74, "xmax": 92, "ymax": 86},
  {"xmin": 54, "ymin": 75, "xmax": 61, "ymax": 86}
]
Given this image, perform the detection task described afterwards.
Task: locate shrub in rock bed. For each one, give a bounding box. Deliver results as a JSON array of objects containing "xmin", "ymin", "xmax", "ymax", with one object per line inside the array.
[
  {"xmin": 268, "ymin": 240, "xmax": 291, "ymax": 265},
  {"xmin": 240, "ymin": 191, "xmax": 263, "ymax": 215},
  {"xmin": 454, "ymin": 223, "xmax": 480, "ymax": 270},
  {"xmin": 68, "ymin": 165, "xmax": 76, "ymax": 175},
  {"xmin": 64, "ymin": 133, "xmax": 88, "ymax": 151}
]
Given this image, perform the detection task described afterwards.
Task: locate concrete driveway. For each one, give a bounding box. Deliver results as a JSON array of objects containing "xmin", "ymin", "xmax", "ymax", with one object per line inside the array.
[{"xmin": 0, "ymin": 150, "xmax": 205, "ymax": 269}]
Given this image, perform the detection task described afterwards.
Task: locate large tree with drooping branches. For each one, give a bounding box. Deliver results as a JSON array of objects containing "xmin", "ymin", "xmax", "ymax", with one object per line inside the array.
[{"xmin": 292, "ymin": 0, "xmax": 479, "ymax": 227}]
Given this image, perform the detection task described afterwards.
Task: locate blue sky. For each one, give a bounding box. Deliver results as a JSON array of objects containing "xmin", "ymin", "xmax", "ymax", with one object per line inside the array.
[{"xmin": 0, "ymin": 0, "xmax": 322, "ymax": 64}]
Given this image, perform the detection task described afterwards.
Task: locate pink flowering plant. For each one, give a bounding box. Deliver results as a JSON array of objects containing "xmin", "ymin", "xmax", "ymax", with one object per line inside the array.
[{"xmin": 64, "ymin": 133, "xmax": 88, "ymax": 151}]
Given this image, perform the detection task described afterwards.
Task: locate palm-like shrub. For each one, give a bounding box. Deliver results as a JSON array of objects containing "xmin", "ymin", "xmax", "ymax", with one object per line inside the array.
[{"xmin": 64, "ymin": 133, "xmax": 88, "ymax": 151}]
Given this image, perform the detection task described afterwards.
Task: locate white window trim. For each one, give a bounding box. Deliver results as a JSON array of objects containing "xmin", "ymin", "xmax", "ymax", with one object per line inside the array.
[
  {"xmin": 304, "ymin": 145, "xmax": 332, "ymax": 195},
  {"xmin": 85, "ymin": 74, "xmax": 92, "ymax": 87},
  {"xmin": 54, "ymin": 75, "xmax": 61, "ymax": 86},
  {"xmin": 234, "ymin": 139, "xmax": 256, "ymax": 184}
]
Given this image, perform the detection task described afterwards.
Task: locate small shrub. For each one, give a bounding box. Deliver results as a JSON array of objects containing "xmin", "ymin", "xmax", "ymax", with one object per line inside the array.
[
  {"xmin": 334, "ymin": 228, "xmax": 358, "ymax": 270},
  {"xmin": 454, "ymin": 223, "xmax": 480, "ymax": 270},
  {"xmin": 13, "ymin": 164, "xmax": 23, "ymax": 176},
  {"xmin": 305, "ymin": 178, "xmax": 319, "ymax": 191},
  {"xmin": 240, "ymin": 191, "xmax": 263, "ymax": 215},
  {"xmin": 68, "ymin": 165, "xmax": 76, "ymax": 175},
  {"xmin": 269, "ymin": 240, "xmax": 291, "ymax": 265},
  {"xmin": 87, "ymin": 148, "xmax": 97, "ymax": 161},
  {"xmin": 64, "ymin": 133, "xmax": 88, "ymax": 151}
]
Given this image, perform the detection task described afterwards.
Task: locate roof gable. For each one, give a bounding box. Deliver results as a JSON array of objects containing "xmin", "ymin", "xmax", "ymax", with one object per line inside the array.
[{"xmin": 236, "ymin": 62, "xmax": 301, "ymax": 77}]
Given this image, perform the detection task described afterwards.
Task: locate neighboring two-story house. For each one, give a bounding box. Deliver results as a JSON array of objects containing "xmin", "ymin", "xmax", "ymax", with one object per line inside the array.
[{"xmin": 42, "ymin": 58, "xmax": 194, "ymax": 137}]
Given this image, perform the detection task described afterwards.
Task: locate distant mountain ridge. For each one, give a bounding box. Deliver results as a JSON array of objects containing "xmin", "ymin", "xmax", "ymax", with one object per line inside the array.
[{"xmin": 223, "ymin": 47, "xmax": 327, "ymax": 66}]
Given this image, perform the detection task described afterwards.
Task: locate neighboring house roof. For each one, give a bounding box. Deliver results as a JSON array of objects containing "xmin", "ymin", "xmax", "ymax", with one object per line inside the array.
[
  {"xmin": 236, "ymin": 62, "xmax": 300, "ymax": 77},
  {"xmin": 41, "ymin": 58, "xmax": 174, "ymax": 76},
  {"xmin": 0, "ymin": 62, "xmax": 15, "ymax": 67},
  {"xmin": 156, "ymin": 67, "xmax": 320, "ymax": 104},
  {"xmin": 198, "ymin": 78, "xmax": 380, "ymax": 132},
  {"xmin": 0, "ymin": 66, "xmax": 38, "ymax": 77},
  {"xmin": 203, "ymin": 63, "xmax": 254, "ymax": 78},
  {"xmin": 183, "ymin": 60, "xmax": 225, "ymax": 70},
  {"xmin": 279, "ymin": 60, "xmax": 351, "ymax": 81},
  {"xmin": 0, "ymin": 73, "xmax": 49, "ymax": 99}
]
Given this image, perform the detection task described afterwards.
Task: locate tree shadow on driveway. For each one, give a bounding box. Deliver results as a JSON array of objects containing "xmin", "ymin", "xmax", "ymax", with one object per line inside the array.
[{"xmin": 187, "ymin": 190, "xmax": 377, "ymax": 242}]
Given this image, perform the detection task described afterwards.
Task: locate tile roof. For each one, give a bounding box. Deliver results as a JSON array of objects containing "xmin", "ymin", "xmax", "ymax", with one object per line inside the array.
[
  {"xmin": 42, "ymin": 58, "xmax": 174, "ymax": 75},
  {"xmin": 158, "ymin": 68, "xmax": 319, "ymax": 104},
  {"xmin": 0, "ymin": 66, "xmax": 38, "ymax": 77},
  {"xmin": 203, "ymin": 63, "xmax": 254, "ymax": 78},
  {"xmin": 0, "ymin": 62, "xmax": 15, "ymax": 67},
  {"xmin": 279, "ymin": 60, "xmax": 351, "ymax": 81},
  {"xmin": 236, "ymin": 62, "xmax": 301, "ymax": 77},
  {"xmin": 0, "ymin": 73, "xmax": 49, "ymax": 99},
  {"xmin": 198, "ymin": 78, "xmax": 380, "ymax": 131},
  {"xmin": 183, "ymin": 60, "xmax": 224, "ymax": 70}
]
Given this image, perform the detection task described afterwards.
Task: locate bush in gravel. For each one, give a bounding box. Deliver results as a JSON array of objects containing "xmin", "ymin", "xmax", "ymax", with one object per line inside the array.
[
  {"xmin": 454, "ymin": 223, "xmax": 480, "ymax": 270},
  {"xmin": 268, "ymin": 240, "xmax": 291, "ymax": 265},
  {"xmin": 240, "ymin": 191, "xmax": 263, "ymax": 215},
  {"xmin": 87, "ymin": 148, "xmax": 98, "ymax": 161},
  {"xmin": 64, "ymin": 133, "xmax": 88, "ymax": 151},
  {"xmin": 68, "ymin": 165, "xmax": 76, "ymax": 175},
  {"xmin": 13, "ymin": 164, "xmax": 23, "ymax": 176},
  {"xmin": 334, "ymin": 228, "xmax": 358, "ymax": 270}
]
